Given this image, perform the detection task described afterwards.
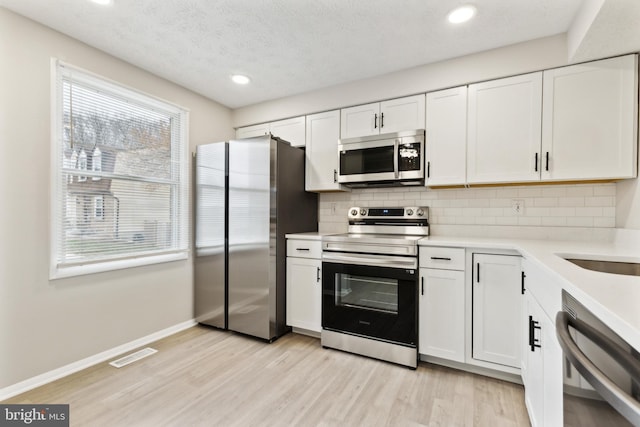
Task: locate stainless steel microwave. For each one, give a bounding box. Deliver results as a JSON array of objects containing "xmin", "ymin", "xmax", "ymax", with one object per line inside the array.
[{"xmin": 337, "ymin": 130, "xmax": 425, "ymax": 187}]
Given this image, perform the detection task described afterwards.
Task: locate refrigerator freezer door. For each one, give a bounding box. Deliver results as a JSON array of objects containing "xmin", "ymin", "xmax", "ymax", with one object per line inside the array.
[
  {"xmin": 194, "ymin": 142, "xmax": 227, "ymax": 329},
  {"xmin": 228, "ymin": 137, "xmax": 273, "ymax": 340}
]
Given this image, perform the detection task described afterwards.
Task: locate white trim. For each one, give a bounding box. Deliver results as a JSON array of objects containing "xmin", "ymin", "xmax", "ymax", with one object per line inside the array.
[
  {"xmin": 51, "ymin": 250, "xmax": 189, "ymax": 280},
  {"xmin": 0, "ymin": 319, "xmax": 197, "ymax": 401},
  {"xmin": 50, "ymin": 57, "xmax": 63, "ymax": 283}
]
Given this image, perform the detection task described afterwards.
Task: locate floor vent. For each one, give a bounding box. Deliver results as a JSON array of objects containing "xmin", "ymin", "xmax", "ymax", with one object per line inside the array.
[{"xmin": 109, "ymin": 347, "xmax": 158, "ymax": 368}]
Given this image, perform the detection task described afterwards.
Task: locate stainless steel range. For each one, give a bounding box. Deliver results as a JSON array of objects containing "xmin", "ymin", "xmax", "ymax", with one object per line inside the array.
[{"xmin": 321, "ymin": 206, "xmax": 429, "ymax": 369}]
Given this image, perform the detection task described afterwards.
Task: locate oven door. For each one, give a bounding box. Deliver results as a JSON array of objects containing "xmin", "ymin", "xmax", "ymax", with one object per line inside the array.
[{"xmin": 322, "ymin": 252, "xmax": 418, "ymax": 347}]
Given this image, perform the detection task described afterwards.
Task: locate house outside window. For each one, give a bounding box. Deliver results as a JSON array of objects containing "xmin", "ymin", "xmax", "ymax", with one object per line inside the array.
[{"xmin": 51, "ymin": 60, "xmax": 189, "ymax": 279}]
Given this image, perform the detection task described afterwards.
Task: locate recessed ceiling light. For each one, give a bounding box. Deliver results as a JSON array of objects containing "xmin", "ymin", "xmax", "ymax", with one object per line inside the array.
[
  {"xmin": 90, "ymin": 0, "xmax": 113, "ymax": 5},
  {"xmin": 231, "ymin": 74, "xmax": 251, "ymax": 85},
  {"xmin": 447, "ymin": 5, "xmax": 476, "ymax": 24}
]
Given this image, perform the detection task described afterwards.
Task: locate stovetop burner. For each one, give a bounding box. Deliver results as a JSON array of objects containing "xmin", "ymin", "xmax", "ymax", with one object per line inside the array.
[{"xmin": 322, "ymin": 206, "xmax": 429, "ymax": 256}]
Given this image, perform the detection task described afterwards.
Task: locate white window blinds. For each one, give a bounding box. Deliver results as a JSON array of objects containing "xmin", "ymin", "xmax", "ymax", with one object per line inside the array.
[{"xmin": 51, "ymin": 61, "xmax": 189, "ymax": 278}]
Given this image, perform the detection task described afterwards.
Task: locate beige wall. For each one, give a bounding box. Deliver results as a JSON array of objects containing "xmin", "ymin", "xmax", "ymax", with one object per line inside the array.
[{"xmin": 0, "ymin": 8, "xmax": 234, "ymax": 389}]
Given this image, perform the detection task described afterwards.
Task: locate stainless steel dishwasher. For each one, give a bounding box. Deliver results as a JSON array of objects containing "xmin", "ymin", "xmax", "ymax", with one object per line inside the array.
[{"xmin": 556, "ymin": 290, "xmax": 640, "ymax": 426}]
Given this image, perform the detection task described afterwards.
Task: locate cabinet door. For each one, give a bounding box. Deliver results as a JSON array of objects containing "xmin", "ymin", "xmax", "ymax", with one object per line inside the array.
[
  {"xmin": 523, "ymin": 295, "xmax": 545, "ymax": 427},
  {"xmin": 425, "ymin": 87, "xmax": 467, "ymax": 186},
  {"xmin": 286, "ymin": 257, "xmax": 322, "ymax": 333},
  {"xmin": 380, "ymin": 94, "xmax": 426, "ymax": 134},
  {"xmin": 340, "ymin": 102, "xmax": 380, "ymax": 139},
  {"xmin": 467, "ymin": 72, "xmax": 542, "ymax": 184},
  {"xmin": 472, "ymin": 253, "xmax": 522, "ymax": 368},
  {"xmin": 541, "ymin": 305, "xmax": 563, "ymax": 427},
  {"xmin": 419, "ymin": 268, "xmax": 465, "ymax": 362},
  {"xmin": 542, "ymin": 54, "xmax": 638, "ymax": 181},
  {"xmin": 235, "ymin": 123, "xmax": 270, "ymax": 139},
  {"xmin": 270, "ymin": 116, "xmax": 306, "ymax": 147},
  {"xmin": 305, "ymin": 110, "xmax": 347, "ymax": 191},
  {"xmin": 522, "ymin": 293, "xmax": 563, "ymax": 427}
]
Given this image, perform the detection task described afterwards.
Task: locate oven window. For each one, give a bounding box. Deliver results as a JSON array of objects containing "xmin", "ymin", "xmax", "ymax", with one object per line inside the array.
[
  {"xmin": 339, "ymin": 146, "xmax": 394, "ymax": 175},
  {"xmin": 398, "ymin": 143, "xmax": 421, "ymax": 172},
  {"xmin": 334, "ymin": 273, "xmax": 398, "ymax": 313}
]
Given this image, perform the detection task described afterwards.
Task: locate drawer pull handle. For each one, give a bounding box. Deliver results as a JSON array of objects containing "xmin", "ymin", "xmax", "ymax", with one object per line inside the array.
[
  {"xmin": 296, "ymin": 248, "xmax": 310, "ymax": 251},
  {"xmin": 430, "ymin": 257, "xmax": 452, "ymax": 261}
]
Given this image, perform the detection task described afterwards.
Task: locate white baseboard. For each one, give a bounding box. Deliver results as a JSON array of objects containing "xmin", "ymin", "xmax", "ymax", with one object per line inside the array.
[{"xmin": 0, "ymin": 319, "xmax": 197, "ymax": 401}]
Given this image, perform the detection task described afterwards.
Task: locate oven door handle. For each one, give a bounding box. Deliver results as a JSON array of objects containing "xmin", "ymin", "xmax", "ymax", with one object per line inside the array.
[
  {"xmin": 556, "ymin": 311, "xmax": 640, "ymax": 425},
  {"xmin": 322, "ymin": 252, "xmax": 417, "ymax": 269}
]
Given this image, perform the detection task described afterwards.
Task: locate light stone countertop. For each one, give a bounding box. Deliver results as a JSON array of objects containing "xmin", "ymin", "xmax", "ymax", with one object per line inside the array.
[
  {"xmin": 418, "ymin": 231, "xmax": 640, "ymax": 352},
  {"xmin": 285, "ymin": 232, "xmax": 334, "ymax": 240}
]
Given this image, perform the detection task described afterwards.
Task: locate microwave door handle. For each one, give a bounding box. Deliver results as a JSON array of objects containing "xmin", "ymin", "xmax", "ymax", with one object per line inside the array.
[
  {"xmin": 556, "ymin": 312, "xmax": 640, "ymax": 424},
  {"xmin": 394, "ymin": 139, "xmax": 399, "ymax": 179}
]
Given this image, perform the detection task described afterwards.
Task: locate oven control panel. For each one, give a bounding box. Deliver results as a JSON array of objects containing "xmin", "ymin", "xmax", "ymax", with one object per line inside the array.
[{"xmin": 348, "ymin": 206, "xmax": 428, "ymax": 220}]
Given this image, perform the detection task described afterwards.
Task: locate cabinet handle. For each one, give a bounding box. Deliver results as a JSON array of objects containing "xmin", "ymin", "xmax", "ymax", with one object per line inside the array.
[
  {"xmin": 296, "ymin": 248, "xmax": 310, "ymax": 251},
  {"xmin": 476, "ymin": 262, "xmax": 480, "ymax": 283},
  {"xmin": 529, "ymin": 315, "xmax": 542, "ymax": 352},
  {"xmin": 374, "ymin": 113, "xmax": 378, "ymax": 129},
  {"xmin": 317, "ymin": 267, "xmax": 321, "ymax": 283},
  {"xmin": 430, "ymin": 257, "xmax": 451, "ymax": 261},
  {"xmin": 333, "ymin": 169, "xmax": 337, "ymax": 183},
  {"xmin": 421, "ymin": 276, "xmax": 424, "ymax": 296},
  {"xmin": 380, "ymin": 112, "xmax": 384, "ymax": 128},
  {"xmin": 427, "ymin": 161, "xmax": 430, "ymax": 178},
  {"xmin": 521, "ymin": 271, "xmax": 526, "ymax": 295},
  {"xmin": 535, "ymin": 153, "xmax": 539, "ymax": 172},
  {"xmin": 545, "ymin": 152, "xmax": 549, "ymax": 171}
]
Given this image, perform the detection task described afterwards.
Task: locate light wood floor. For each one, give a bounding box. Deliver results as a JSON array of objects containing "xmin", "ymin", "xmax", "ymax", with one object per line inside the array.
[{"xmin": 4, "ymin": 326, "xmax": 530, "ymax": 426}]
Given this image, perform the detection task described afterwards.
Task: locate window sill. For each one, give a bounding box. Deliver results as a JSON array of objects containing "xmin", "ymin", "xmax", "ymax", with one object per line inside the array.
[{"xmin": 50, "ymin": 251, "xmax": 189, "ymax": 280}]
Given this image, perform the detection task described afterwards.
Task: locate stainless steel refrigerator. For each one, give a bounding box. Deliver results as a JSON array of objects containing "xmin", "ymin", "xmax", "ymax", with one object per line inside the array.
[{"xmin": 194, "ymin": 135, "xmax": 318, "ymax": 341}]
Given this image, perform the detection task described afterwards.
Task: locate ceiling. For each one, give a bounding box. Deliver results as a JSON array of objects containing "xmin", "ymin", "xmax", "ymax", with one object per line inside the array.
[{"xmin": 0, "ymin": 0, "xmax": 597, "ymax": 109}]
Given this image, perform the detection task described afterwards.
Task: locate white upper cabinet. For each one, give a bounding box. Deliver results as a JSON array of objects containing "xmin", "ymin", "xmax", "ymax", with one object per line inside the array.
[
  {"xmin": 269, "ymin": 116, "xmax": 306, "ymax": 147},
  {"xmin": 236, "ymin": 115, "xmax": 306, "ymax": 147},
  {"xmin": 340, "ymin": 94, "xmax": 425, "ymax": 139},
  {"xmin": 379, "ymin": 94, "xmax": 426, "ymax": 134},
  {"xmin": 467, "ymin": 72, "xmax": 543, "ymax": 184},
  {"xmin": 425, "ymin": 87, "xmax": 468, "ymax": 186},
  {"xmin": 340, "ymin": 102, "xmax": 379, "ymax": 139},
  {"xmin": 541, "ymin": 54, "xmax": 638, "ymax": 181},
  {"xmin": 235, "ymin": 123, "xmax": 270, "ymax": 139},
  {"xmin": 305, "ymin": 110, "xmax": 347, "ymax": 192}
]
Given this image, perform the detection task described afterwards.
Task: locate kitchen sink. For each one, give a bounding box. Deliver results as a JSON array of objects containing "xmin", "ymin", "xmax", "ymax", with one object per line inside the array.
[{"xmin": 564, "ymin": 258, "xmax": 640, "ymax": 276}]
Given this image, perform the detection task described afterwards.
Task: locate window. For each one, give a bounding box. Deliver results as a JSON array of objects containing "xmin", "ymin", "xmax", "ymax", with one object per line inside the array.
[
  {"xmin": 92, "ymin": 146, "xmax": 102, "ymax": 181},
  {"xmin": 94, "ymin": 196, "xmax": 104, "ymax": 220},
  {"xmin": 51, "ymin": 60, "xmax": 189, "ymax": 278}
]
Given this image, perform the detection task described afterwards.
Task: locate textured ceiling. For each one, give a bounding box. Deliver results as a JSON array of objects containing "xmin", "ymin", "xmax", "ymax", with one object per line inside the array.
[{"xmin": 1, "ymin": 0, "xmax": 586, "ymax": 108}]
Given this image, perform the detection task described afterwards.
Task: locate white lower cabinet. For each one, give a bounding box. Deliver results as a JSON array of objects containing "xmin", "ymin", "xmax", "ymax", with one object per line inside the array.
[
  {"xmin": 472, "ymin": 253, "xmax": 522, "ymax": 368},
  {"xmin": 286, "ymin": 239, "xmax": 322, "ymax": 334},
  {"xmin": 419, "ymin": 267, "xmax": 465, "ymax": 362},
  {"xmin": 419, "ymin": 247, "xmax": 466, "ymax": 362},
  {"xmin": 521, "ymin": 259, "xmax": 563, "ymax": 427}
]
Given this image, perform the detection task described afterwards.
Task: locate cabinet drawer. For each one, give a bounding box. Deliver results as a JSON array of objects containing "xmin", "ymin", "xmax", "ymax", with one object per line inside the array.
[
  {"xmin": 420, "ymin": 247, "xmax": 465, "ymax": 270},
  {"xmin": 287, "ymin": 239, "xmax": 322, "ymax": 259}
]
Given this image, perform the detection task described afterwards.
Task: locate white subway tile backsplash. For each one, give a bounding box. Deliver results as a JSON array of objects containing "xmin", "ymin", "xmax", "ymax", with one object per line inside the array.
[
  {"xmin": 585, "ymin": 196, "xmax": 615, "ymax": 207},
  {"xmin": 559, "ymin": 197, "xmax": 585, "ymax": 207},
  {"xmin": 318, "ymin": 183, "xmax": 616, "ymax": 233}
]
